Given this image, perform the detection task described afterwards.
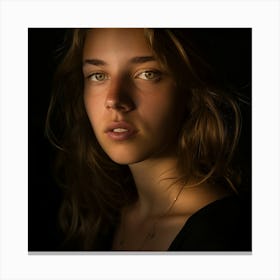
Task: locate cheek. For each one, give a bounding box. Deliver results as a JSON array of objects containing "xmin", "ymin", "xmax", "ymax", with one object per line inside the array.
[
  {"xmin": 141, "ymin": 89, "xmax": 184, "ymax": 131},
  {"xmin": 84, "ymin": 93, "xmax": 104, "ymax": 130}
]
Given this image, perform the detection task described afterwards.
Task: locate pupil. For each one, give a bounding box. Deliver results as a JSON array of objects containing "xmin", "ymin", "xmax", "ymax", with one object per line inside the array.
[{"xmin": 146, "ymin": 72, "xmax": 153, "ymax": 79}]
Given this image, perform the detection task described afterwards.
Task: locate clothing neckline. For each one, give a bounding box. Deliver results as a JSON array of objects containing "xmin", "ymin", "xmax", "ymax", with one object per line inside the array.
[{"xmin": 168, "ymin": 194, "xmax": 238, "ymax": 250}]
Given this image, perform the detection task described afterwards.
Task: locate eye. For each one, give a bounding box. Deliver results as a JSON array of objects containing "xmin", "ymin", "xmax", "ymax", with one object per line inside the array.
[
  {"xmin": 136, "ymin": 70, "xmax": 162, "ymax": 81},
  {"xmin": 87, "ymin": 72, "xmax": 109, "ymax": 82}
]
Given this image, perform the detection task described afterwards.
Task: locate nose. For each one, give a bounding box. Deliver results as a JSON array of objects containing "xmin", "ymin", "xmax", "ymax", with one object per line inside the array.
[{"xmin": 105, "ymin": 79, "xmax": 135, "ymax": 112}]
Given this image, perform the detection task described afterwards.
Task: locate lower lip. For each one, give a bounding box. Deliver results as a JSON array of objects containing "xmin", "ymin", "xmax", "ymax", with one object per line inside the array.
[{"xmin": 106, "ymin": 130, "xmax": 137, "ymax": 141}]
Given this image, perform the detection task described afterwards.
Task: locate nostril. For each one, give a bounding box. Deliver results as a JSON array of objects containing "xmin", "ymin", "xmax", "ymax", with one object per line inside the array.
[
  {"xmin": 104, "ymin": 81, "xmax": 135, "ymax": 112},
  {"xmin": 105, "ymin": 97, "xmax": 135, "ymax": 112},
  {"xmin": 106, "ymin": 101, "xmax": 133, "ymax": 112},
  {"xmin": 105, "ymin": 99, "xmax": 116, "ymax": 109}
]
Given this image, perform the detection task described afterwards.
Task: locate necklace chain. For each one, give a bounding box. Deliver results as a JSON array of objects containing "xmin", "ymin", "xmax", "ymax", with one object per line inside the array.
[{"xmin": 118, "ymin": 185, "xmax": 185, "ymax": 250}]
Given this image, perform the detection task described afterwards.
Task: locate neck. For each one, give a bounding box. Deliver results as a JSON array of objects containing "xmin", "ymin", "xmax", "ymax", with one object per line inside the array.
[{"xmin": 128, "ymin": 155, "xmax": 183, "ymax": 217}]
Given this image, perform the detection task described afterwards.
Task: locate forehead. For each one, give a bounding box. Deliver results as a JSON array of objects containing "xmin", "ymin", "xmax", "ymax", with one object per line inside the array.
[{"xmin": 83, "ymin": 28, "xmax": 153, "ymax": 59}]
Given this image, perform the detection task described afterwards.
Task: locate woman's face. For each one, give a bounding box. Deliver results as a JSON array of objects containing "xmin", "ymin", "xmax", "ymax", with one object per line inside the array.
[{"xmin": 83, "ymin": 28, "xmax": 185, "ymax": 165}]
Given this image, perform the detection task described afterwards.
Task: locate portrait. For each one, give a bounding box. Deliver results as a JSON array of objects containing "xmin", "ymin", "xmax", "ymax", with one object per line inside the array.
[{"xmin": 28, "ymin": 28, "xmax": 251, "ymax": 252}]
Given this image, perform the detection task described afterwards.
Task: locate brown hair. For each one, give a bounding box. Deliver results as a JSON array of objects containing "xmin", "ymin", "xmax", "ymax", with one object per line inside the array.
[{"xmin": 46, "ymin": 28, "xmax": 242, "ymax": 250}]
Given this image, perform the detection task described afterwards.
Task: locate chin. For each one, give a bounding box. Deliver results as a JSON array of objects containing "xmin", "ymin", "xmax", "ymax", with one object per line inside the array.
[
  {"xmin": 108, "ymin": 153, "xmax": 145, "ymax": 165},
  {"xmin": 104, "ymin": 147, "xmax": 151, "ymax": 165}
]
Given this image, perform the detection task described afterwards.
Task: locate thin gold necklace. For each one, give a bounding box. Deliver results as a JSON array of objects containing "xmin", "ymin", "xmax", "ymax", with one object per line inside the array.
[{"xmin": 118, "ymin": 185, "xmax": 185, "ymax": 250}]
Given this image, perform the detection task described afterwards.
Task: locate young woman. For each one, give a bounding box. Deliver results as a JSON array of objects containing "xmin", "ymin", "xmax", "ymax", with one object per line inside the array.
[{"xmin": 46, "ymin": 28, "xmax": 251, "ymax": 251}]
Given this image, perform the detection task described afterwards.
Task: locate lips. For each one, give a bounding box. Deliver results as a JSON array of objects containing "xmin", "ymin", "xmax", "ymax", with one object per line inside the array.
[{"xmin": 105, "ymin": 121, "xmax": 138, "ymax": 141}]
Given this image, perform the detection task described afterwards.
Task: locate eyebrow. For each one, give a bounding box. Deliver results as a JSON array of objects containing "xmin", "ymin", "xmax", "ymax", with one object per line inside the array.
[
  {"xmin": 83, "ymin": 56, "xmax": 156, "ymax": 67},
  {"xmin": 83, "ymin": 58, "xmax": 107, "ymax": 66},
  {"xmin": 130, "ymin": 56, "xmax": 155, "ymax": 64}
]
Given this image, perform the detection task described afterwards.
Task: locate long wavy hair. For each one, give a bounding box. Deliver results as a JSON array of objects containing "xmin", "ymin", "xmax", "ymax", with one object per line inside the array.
[{"xmin": 46, "ymin": 28, "xmax": 243, "ymax": 250}]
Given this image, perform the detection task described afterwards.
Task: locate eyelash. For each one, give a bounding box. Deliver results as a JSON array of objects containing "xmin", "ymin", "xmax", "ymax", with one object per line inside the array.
[
  {"xmin": 87, "ymin": 72, "xmax": 109, "ymax": 82},
  {"xmin": 135, "ymin": 70, "xmax": 162, "ymax": 81},
  {"xmin": 85, "ymin": 70, "xmax": 163, "ymax": 83}
]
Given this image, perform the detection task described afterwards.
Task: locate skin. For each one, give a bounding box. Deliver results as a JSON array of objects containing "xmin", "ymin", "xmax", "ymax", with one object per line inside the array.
[
  {"xmin": 83, "ymin": 28, "xmax": 185, "ymax": 165},
  {"xmin": 83, "ymin": 28, "xmax": 232, "ymax": 250}
]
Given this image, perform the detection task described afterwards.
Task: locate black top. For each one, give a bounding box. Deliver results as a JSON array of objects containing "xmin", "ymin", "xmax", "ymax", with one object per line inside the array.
[
  {"xmin": 168, "ymin": 195, "xmax": 251, "ymax": 251},
  {"xmin": 49, "ymin": 194, "xmax": 251, "ymax": 252}
]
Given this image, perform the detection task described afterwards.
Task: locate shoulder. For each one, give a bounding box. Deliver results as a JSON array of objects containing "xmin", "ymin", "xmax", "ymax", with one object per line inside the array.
[{"xmin": 169, "ymin": 193, "xmax": 252, "ymax": 251}]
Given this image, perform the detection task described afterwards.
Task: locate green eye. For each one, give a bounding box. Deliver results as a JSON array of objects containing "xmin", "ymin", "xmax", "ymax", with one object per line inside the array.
[
  {"xmin": 137, "ymin": 70, "xmax": 161, "ymax": 81},
  {"xmin": 88, "ymin": 73, "xmax": 108, "ymax": 81},
  {"xmin": 143, "ymin": 71, "xmax": 155, "ymax": 79}
]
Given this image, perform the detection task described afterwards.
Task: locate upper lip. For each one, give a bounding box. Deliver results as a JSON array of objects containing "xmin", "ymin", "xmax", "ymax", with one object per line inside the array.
[{"xmin": 105, "ymin": 121, "xmax": 137, "ymax": 133}]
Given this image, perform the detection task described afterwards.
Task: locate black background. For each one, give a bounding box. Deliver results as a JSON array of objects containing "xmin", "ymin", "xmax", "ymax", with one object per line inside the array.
[{"xmin": 28, "ymin": 28, "xmax": 252, "ymax": 251}]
